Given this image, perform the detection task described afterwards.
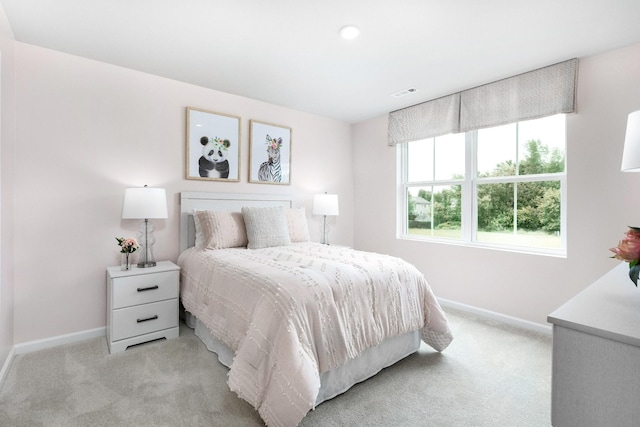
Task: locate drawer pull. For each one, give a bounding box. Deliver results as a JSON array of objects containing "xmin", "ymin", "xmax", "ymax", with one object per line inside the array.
[
  {"xmin": 137, "ymin": 285, "xmax": 159, "ymax": 292},
  {"xmin": 137, "ymin": 315, "xmax": 158, "ymax": 323}
]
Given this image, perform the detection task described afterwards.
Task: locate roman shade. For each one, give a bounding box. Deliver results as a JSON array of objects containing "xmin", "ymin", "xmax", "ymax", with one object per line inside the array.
[
  {"xmin": 388, "ymin": 58, "xmax": 578, "ymax": 146},
  {"xmin": 459, "ymin": 59, "xmax": 577, "ymax": 131},
  {"xmin": 388, "ymin": 93, "xmax": 460, "ymax": 145}
]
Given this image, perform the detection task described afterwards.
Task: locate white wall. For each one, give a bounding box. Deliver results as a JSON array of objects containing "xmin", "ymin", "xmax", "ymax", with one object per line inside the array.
[
  {"xmin": 353, "ymin": 43, "xmax": 640, "ymax": 326},
  {"xmin": 12, "ymin": 43, "xmax": 353, "ymax": 344}
]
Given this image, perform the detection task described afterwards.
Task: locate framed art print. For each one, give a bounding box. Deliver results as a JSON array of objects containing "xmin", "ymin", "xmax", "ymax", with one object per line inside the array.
[
  {"xmin": 186, "ymin": 107, "xmax": 241, "ymax": 182},
  {"xmin": 249, "ymin": 120, "xmax": 292, "ymax": 185}
]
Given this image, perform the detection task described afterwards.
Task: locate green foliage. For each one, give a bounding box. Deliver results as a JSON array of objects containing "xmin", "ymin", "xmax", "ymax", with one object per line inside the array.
[
  {"xmin": 435, "ymin": 221, "xmax": 461, "ymax": 230},
  {"xmin": 407, "ymin": 192, "xmax": 416, "ymax": 220},
  {"xmin": 477, "ymin": 139, "xmax": 563, "ymax": 234},
  {"xmin": 519, "ymin": 139, "xmax": 565, "ymax": 175},
  {"xmin": 417, "ymin": 187, "xmax": 462, "ymax": 230},
  {"xmin": 407, "ymin": 138, "xmax": 563, "ymax": 237},
  {"xmin": 409, "ymin": 220, "xmax": 431, "ymax": 229},
  {"xmin": 477, "ymin": 182, "xmax": 514, "ymax": 231},
  {"xmin": 539, "ymin": 187, "xmax": 561, "ymax": 232}
]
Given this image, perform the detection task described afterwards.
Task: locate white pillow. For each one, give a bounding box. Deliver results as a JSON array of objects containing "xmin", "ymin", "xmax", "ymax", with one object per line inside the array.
[
  {"xmin": 242, "ymin": 206, "xmax": 292, "ymax": 249},
  {"xmin": 194, "ymin": 210, "xmax": 248, "ymax": 249},
  {"xmin": 192, "ymin": 210, "xmax": 205, "ymax": 248},
  {"xmin": 286, "ymin": 208, "xmax": 310, "ymax": 242}
]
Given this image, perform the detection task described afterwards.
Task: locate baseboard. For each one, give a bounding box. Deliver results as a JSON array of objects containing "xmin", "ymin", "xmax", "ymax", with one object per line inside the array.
[
  {"xmin": 0, "ymin": 346, "xmax": 16, "ymax": 388},
  {"xmin": 0, "ymin": 327, "xmax": 106, "ymax": 388},
  {"xmin": 437, "ymin": 297, "xmax": 552, "ymax": 336},
  {"xmin": 13, "ymin": 327, "xmax": 106, "ymax": 355}
]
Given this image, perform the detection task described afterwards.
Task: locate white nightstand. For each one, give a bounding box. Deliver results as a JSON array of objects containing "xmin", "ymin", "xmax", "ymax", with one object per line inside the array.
[{"xmin": 106, "ymin": 260, "xmax": 180, "ymax": 354}]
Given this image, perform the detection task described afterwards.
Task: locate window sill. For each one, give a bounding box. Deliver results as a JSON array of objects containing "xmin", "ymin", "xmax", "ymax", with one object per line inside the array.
[{"xmin": 398, "ymin": 234, "xmax": 566, "ymax": 258}]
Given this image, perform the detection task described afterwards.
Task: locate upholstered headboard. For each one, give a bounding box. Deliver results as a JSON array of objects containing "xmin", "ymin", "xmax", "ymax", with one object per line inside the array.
[{"xmin": 179, "ymin": 192, "xmax": 294, "ymax": 253}]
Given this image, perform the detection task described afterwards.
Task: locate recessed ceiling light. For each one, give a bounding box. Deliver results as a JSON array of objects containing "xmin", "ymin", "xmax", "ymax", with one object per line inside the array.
[{"xmin": 340, "ymin": 25, "xmax": 360, "ymax": 40}]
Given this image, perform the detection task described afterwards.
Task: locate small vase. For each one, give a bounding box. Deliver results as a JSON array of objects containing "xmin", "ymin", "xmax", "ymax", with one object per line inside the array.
[{"xmin": 121, "ymin": 253, "xmax": 131, "ymax": 271}]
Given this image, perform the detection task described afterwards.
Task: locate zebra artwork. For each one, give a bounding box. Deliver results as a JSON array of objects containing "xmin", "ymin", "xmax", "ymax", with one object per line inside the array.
[{"xmin": 257, "ymin": 135, "xmax": 282, "ymax": 182}]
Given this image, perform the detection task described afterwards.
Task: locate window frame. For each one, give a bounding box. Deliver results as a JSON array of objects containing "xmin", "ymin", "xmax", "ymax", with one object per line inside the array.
[{"xmin": 398, "ymin": 118, "xmax": 567, "ymax": 257}]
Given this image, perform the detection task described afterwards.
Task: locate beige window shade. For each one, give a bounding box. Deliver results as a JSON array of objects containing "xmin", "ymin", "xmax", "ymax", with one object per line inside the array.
[
  {"xmin": 459, "ymin": 59, "xmax": 577, "ymax": 132},
  {"xmin": 387, "ymin": 58, "xmax": 577, "ymax": 145},
  {"xmin": 388, "ymin": 93, "xmax": 460, "ymax": 146}
]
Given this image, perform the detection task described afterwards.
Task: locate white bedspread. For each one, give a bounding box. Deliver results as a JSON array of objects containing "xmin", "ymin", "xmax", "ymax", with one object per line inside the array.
[{"xmin": 178, "ymin": 242, "xmax": 453, "ymax": 427}]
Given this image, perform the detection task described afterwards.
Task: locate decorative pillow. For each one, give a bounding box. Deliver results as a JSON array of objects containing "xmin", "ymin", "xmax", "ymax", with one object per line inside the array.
[
  {"xmin": 194, "ymin": 210, "xmax": 248, "ymax": 250},
  {"xmin": 242, "ymin": 206, "xmax": 292, "ymax": 249},
  {"xmin": 192, "ymin": 210, "xmax": 205, "ymax": 248},
  {"xmin": 286, "ymin": 208, "xmax": 310, "ymax": 242}
]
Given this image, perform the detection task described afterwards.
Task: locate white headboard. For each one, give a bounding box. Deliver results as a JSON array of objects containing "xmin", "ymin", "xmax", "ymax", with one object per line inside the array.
[{"xmin": 179, "ymin": 192, "xmax": 294, "ymax": 252}]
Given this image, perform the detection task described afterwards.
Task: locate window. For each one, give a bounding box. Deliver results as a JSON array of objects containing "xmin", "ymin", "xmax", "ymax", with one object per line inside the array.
[{"xmin": 400, "ymin": 114, "xmax": 566, "ymax": 255}]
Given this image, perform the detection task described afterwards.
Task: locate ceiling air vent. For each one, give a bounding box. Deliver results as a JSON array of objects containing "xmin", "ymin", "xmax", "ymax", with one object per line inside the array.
[{"xmin": 391, "ymin": 88, "xmax": 419, "ymax": 98}]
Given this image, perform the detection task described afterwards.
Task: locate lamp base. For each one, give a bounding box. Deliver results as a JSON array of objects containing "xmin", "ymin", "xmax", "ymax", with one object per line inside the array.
[
  {"xmin": 137, "ymin": 218, "xmax": 157, "ymax": 268},
  {"xmin": 137, "ymin": 261, "xmax": 157, "ymax": 268},
  {"xmin": 321, "ymin": 215, "xmax": 331, "ymax": 245}
]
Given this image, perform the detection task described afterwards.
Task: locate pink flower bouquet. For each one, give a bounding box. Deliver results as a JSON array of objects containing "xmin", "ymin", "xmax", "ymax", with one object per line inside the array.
[
  {"xmin": 609, "ymin": 226, "xmax": 640, "ymax": 286},
  {"xmin": 116, "ymin": 237, "xmax": 140, "ymax": 254}
]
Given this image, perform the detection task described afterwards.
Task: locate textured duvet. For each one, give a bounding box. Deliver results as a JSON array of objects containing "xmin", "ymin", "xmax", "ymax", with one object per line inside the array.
[{"xmin": 178, "ymin": 242, "xmax": 453, "ymax": 427}]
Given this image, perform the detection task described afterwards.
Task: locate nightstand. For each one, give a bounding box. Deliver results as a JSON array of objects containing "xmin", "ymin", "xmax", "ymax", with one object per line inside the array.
[{"xmin": 106, "ymin": 261, "xmax": 180, "ymax": 354}]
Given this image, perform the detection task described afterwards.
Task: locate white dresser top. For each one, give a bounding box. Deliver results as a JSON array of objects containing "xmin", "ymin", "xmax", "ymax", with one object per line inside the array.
[
  {"xmin": 107, "ymin": 260, "xmax": 179, "ymax": 279},
  {"xmin": 548, "ymin": 262, "xmax": 640, "ymax": 348}
]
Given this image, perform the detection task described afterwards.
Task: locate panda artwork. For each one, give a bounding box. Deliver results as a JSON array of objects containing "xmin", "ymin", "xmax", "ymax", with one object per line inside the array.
[{"xmin": 199, "ymin": 136, "xmax": 231, "ymax": 179}]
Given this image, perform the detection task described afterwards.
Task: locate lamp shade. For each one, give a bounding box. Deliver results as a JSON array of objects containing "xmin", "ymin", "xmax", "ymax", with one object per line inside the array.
[
  {"xmin": 313, "ymin": 193, "xmax": 339, "ymax": 216},
  {"xmin": 621, "ymin": 110, "xmax": 640, "ymax": 172},
  {"xmin": 122, "ymin": 187, "xmax": 168, "ymax": 219}
]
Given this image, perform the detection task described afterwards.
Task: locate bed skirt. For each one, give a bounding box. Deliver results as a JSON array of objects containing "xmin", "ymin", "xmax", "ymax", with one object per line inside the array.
[{"xmin": 185, "ymin": 311, "xmax": 421, "ymax": 406}]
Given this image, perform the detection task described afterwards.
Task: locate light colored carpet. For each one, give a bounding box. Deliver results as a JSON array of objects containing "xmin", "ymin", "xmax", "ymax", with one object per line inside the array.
[{"xmin": 0, "ymin": 309, "xmax": 552, "ymax": 426}]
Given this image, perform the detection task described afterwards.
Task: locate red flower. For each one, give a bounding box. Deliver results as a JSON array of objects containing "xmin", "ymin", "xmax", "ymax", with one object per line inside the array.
[{"xmin": 610, "ymin": 229, "xmax": 640, "ymax": 261}]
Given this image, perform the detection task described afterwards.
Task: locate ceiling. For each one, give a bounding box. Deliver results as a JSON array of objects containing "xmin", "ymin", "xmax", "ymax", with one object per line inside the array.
[{"xmin": 3, "ymin": 0, "xmax": 640, "ymax": 123}]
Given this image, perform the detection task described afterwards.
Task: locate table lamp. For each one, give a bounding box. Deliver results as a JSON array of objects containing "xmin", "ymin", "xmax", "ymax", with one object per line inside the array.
[
  {"xmin": 313, "ymin": 193, "xmax": 339, "ymax": 245},
  {"xmin": 122, "ymin": 185, "xmax": 168, "ymax": 267}
]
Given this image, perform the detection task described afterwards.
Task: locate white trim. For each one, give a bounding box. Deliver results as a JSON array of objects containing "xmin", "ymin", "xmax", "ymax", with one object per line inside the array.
[
  {"xmin": 0, "ymin": 346, "xmax": 16, "ymax": 388},
  {"xmin": 400, "ymin": 115, "xmax": 567, "ymax": 257},
  {"xmin": 437, "ymin": 297, "xmax": 552, "ymax": 336},
  {"xmin": 13, "ymin": 327, "xmax": 106, "ymax": 355}
]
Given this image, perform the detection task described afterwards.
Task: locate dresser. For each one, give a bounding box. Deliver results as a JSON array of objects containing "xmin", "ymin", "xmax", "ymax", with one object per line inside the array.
[
  {"xmin": 106, "ymin": 261, "xmax": 180, "ymax": 354},
  {"xmin": 547, "ymin": 262, "xmax": 640, "ymax": 427}
]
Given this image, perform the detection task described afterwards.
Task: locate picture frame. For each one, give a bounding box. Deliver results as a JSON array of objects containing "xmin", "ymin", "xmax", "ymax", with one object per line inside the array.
[
  {"xmin": 186, "ymin": 107, "xmax": 241, "ymax": 182},
  {"xmin": 249, "ymin": 120, "xmax": 292, "ymax": 185}
]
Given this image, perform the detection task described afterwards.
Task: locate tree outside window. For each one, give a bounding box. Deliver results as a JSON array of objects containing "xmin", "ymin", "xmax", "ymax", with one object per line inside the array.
[{"xmin": 402, "ymin": 114, "xmax": 565, "ymax": 254}]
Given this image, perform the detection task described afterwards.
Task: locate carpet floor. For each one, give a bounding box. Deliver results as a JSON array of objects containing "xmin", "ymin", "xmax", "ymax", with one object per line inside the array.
[{"xmin": 0, "ymin": 309, "xmax": 552, "ymax": 426}]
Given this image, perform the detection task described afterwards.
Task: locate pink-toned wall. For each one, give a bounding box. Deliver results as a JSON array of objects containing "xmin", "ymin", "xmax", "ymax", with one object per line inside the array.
[
  {"xmin": 353, "ymin": 43, "xmax": 640, "ymax": 325},
  {"xmin": 0, "ymin": 3, "xmax": 16, "ymax": 366},
  {"xmin": 2, "ymin": 17, "xmax": 639, "ymax": 353},
  {"xmin": 11, "ymin": 43, "xmax": 353, "ymax": 344}
]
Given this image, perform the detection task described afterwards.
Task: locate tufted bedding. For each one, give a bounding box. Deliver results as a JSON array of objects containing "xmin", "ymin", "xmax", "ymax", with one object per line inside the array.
[{"xmin": 178, "ymin": 241, "xmax": 453, "ymax": 427}]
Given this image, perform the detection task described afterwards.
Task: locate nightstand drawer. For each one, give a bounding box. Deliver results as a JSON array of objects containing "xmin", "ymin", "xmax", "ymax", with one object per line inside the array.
[
  {"xmin": 111, "ymin": 299, "xmax": 178, "ymax": 341},
  {"xmin": 112, "ymin": 270, "xmax": 179, "ymax": 309}
]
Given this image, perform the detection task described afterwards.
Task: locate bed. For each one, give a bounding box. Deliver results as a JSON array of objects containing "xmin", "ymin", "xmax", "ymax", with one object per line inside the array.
[{"xmin": 177, "ymin": 192, "xmax": 453, "ymax": 427}]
